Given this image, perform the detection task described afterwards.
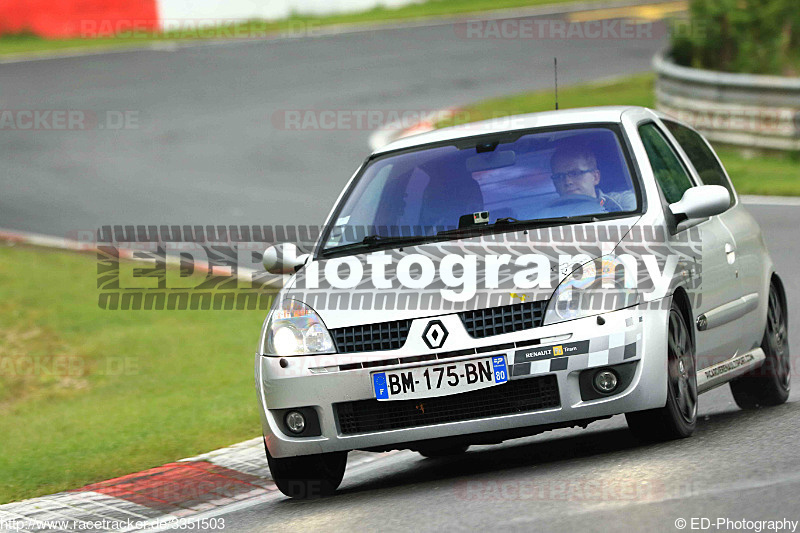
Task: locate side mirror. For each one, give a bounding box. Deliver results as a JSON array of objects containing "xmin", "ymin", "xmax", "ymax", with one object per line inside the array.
[
  {"xmin": 262, "ymin": 243, "xmax": 309, "ymax": 275},
  {"xmin": 669, "ymin": 185, "xmax": 730, "ymax": 223}
]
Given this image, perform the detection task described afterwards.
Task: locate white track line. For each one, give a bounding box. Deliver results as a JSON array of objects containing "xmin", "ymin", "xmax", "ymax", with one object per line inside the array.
[
  {"xmin": 740, "ymin": 195, "xmax": 800, "ymax": 207},
  {"xmin": 0, "ymin": 227, "xmax": 268, "ymax": 284}
]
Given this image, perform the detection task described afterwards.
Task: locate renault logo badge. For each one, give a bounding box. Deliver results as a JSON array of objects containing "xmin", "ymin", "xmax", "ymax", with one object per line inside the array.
[{"xmin": 422, "ymin": 320, "xmax": 448, "ymax": 350}]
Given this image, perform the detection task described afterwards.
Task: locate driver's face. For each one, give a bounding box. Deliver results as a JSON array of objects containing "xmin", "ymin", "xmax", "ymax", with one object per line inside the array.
[{"xmin": 551, "ymin": 157, "xmax": 600, "ymax": 198}]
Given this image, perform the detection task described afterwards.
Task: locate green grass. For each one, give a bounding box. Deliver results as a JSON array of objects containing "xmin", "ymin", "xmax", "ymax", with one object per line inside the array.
[
  {"xmin": 713, "ymin": 148, "xmax": 800, "ymax": 196},
  {"xmin": 0, "ymin": 244, "xmax": 269, "ymax": 503},
  {"xmin": 437, "ymin": 73, "xmax": 800, "ymax": 195},
  {"xmin": 0, "ymin": 0, "xmax": 606, "ymax": 57}
]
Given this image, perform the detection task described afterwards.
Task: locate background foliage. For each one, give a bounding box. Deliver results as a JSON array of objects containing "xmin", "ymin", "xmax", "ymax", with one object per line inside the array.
[{"xmin": 671, "ymin": 0, "xmax": 800, "ymax": 75}]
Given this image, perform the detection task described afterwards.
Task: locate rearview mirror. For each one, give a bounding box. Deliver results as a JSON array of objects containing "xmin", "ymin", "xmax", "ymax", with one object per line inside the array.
[
  {"xmin": 466, "ymin": 150, "xmax": 516, "ymax": 173},
  {"xmin": 669, "ymin": 185, "xmax": 730, "ymax": 225},
  {"xmin": 262, "ymin": 243, "xmax": 309, "ymax": 275}
]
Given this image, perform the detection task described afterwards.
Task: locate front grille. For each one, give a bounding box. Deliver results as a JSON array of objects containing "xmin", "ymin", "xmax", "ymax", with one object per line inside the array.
[
  {"xmin": 335, "ymin": 375, "xmax": 560, "ymax": 435},
  {"xmin": 459, "ymin": 300, "xmax": 547, "ymax": 338},
  {"xmin": 330, "ymin": 299, "xmax": 547, "ymax": 354},
  {"xmin": 331, "ymin": 320, "xmax": 412, "ymax": 354}
]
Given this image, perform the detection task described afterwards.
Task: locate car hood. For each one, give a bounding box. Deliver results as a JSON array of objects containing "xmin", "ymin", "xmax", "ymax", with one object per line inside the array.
[{"xmin": 285, "ymin": 215, "xmax": 642, "ymax": 329}]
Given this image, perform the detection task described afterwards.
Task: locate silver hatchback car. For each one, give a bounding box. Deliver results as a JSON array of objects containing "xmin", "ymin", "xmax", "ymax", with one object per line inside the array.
[{"xmin": 256, "ymin": 106, "xmax": 790, "ymax": 499}]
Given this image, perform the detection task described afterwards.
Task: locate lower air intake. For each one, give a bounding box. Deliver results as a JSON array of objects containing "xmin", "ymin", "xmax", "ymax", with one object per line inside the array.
[{"xmin": 335, "ymin": 375, "xmax": 560, "ymax": 435}]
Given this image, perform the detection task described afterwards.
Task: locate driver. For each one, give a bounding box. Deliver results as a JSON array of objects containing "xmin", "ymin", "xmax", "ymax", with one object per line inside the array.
[{"xmin": 549, "ymin": 145, "xmax": 635, "ymax": 212}]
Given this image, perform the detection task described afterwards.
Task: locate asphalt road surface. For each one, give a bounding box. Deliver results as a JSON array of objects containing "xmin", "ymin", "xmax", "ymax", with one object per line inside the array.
[
  {"xmin": 202, "ymin": 205, "xmax": 800, "ymax": 533},
  {"xmin": 1, "ymin": 7, "xmax": 667, "ymax": 236}
]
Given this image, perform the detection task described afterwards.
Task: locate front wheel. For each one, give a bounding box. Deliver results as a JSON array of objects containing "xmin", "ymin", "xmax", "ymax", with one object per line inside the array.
[
  {"xmin": 265, "ymin": 448, "xmax": 347, "ymax": 499},
  {"xmin": 626, "ymin": 301, "xmax": 697, "ymax": 441},
  {"xmin": 729, "ymin": 280, "xmax": 790, "ymax": 409}
]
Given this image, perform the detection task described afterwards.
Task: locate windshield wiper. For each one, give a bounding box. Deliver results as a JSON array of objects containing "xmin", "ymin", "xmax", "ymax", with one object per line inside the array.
[
  {"xmin": 436, "ymin": 214, "xmax": 601, "ymax": 237},
  {"xmin": 321, "ymin": 234, "xmax": 430, "ymax": 256},
  {"xmin": 522, "ymin": 214, "xmax": 602, "ymax": 226},
  {"xmin": 324, "ymin": 215, "xmax": 605, "ymax": 255}
]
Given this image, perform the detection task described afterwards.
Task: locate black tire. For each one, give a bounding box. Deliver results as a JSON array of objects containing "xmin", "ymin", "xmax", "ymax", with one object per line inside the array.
[
  {"xmin": 265, "ymin": 447, "xmax": 347, "ymax": 499},
  {"xmin": 729, "ymin": 280, "xmax": 790, "ymax": 409},
  {"xmin": 416, "ymin": 445, "xmax": 469, "ymax": 458},
  {"xmin": 626, "ymin": 300, "xmax": 697, "ymax": 441}
]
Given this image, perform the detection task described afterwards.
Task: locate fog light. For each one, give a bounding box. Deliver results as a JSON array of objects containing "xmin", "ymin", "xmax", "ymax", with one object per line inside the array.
[
  {"xmin": 285, "ymin": 411, "xmax": 306, "ymax": 434},
  {"xmin": 593, "ymin": 370, "xmax": 618, "ymax": 393}
]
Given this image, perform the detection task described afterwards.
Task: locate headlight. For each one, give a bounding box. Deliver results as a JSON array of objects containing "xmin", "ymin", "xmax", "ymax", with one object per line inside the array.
[
  {"xmin": 262, "ymin": 299, "xmax": 336, "ymax": 356},
  {"xmin": 543, "ymin": 256, "xmax": 640, "ymax": 325}
]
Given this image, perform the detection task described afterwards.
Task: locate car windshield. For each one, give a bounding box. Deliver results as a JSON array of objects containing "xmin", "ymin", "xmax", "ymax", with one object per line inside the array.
[{"xmin": 322, "ymin": 125, "xmax": 639, "ymax": 253}]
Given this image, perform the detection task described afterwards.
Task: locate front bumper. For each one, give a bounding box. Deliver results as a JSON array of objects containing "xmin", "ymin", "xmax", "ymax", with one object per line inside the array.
[{"xmin": 255, "ymin": 305, "xmax": 669, "ymax": 458}]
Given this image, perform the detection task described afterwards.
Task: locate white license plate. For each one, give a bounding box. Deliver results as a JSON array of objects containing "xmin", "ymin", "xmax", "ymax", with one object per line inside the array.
[{"xmin": 372, "ymin": 356, "xmax": 508, "ymax": 401}]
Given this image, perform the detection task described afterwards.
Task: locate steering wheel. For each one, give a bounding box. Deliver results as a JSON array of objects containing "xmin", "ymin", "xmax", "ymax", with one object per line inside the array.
[{"xmin": 546, "ymin": 194, "xmax": 605, "ymax": 211}]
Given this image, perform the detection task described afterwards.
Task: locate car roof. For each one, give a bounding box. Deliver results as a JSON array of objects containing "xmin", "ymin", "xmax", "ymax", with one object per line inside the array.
[{"xmin": 373, "ymin": 105, "xmax": 647, "ymax": 155}]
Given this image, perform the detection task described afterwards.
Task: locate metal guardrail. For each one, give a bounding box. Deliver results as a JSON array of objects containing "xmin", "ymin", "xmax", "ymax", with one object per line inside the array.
[{"xmin": 653, "ymin": 52, "xmax": 800, "ymax": 151}]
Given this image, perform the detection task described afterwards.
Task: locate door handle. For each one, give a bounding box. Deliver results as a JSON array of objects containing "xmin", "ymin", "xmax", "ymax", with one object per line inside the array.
[{"xmin": 724, "ymin": 243, "xmax": 736, "ymax": 265}]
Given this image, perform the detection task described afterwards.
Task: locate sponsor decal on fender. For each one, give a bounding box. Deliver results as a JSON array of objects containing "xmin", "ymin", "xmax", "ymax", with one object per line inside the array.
[
  {"xmin": 514, "ymin": 340, "xmax": 590, "ymax": 364},
  {"xmin": 703, "ymin": 353, "xmax": 755, "ymax": 380}
]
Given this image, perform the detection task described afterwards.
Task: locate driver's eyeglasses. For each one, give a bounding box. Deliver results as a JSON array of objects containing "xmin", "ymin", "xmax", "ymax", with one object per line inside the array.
[{"xmin": 551, "ymin": 169, "xmax": 596, "ymax": 182}]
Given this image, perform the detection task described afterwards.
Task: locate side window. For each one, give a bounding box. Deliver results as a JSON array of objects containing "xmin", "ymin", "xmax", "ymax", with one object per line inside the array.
[
  {"xmin": 663, "ymin": 120, "xmax": 734, "ymax": 207},
  {"xmin": 638, "ymin": 122, "xmax": 694, "ymax": 204}
]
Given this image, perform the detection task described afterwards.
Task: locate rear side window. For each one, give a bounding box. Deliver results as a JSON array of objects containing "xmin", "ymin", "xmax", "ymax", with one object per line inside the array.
[
  {"xmin": 638, "ymin": 122, "xmax": 694, "ymax": 204},
  {"xmin": 663, "ymin": 120, "xmax": 734, "ymax": 207}
]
